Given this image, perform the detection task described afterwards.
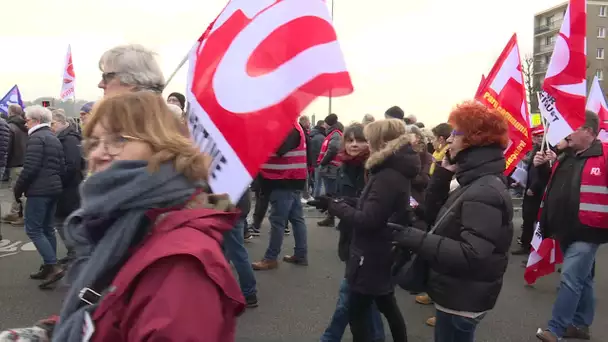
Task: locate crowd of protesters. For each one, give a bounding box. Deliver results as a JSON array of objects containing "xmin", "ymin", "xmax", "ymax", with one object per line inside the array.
[{"xmin": 0, "ymin": 43, "xmax": 605, "ymax": 342}]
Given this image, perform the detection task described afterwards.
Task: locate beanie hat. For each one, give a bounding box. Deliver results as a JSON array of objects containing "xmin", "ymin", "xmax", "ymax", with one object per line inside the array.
[
  {"xmin": 80, "ymin": 102, "xmax": 95, "ymax": 114},
  {"xmin": 324, "ymin": 113, "xmax": 338, "ymax": 126},
  {"xmin": 385, "ymin": 106, "xmax": 404, "ymax": 120},
  {"xmin": 168, "ymin": 92, "xmax": 186, "ymax": 110}
]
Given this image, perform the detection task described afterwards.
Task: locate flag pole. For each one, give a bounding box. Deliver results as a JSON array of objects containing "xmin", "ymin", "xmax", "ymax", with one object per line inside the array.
[
  {"xmin": 165, "ymin": 53, "xmax": 190, "ymax": 90},
  {"xmin": 328, "ymin": 0, "xmax": 335, "ymax": 116}
]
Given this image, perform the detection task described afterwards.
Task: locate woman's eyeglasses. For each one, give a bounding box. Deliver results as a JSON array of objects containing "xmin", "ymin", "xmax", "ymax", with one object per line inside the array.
[
  {"xmin": 82, "ymin": 134, "xmax": 142, "ymax": 156},
  {"xmin": 451, "ymin": 130, "xmax": 464, "ymax": 137},
  {"xmin": 101, "ymin": 72, "xmax": 119, "ymax": 84}
]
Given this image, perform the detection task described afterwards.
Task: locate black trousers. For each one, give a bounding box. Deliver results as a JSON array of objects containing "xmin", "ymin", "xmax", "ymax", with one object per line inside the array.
[
  {"xmin": 349, "ymin": 291, "xmax": 407, "ymax": 342},
  {"xmin": 252, "ymin": 188, "xmax": 269, "ymax": 229},
  {"xmin": 520, "ymin": 195, "xmax": 542, "ymax": 248}
]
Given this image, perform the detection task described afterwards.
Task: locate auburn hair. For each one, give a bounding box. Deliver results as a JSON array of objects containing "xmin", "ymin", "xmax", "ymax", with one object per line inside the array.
[
  {"xmin": 83, "ymin": 91, "xmax": 210, "ymax": 181},
  {"xmin": 448, "ymin": 101, "xmax": 509, "ymax": 148}
]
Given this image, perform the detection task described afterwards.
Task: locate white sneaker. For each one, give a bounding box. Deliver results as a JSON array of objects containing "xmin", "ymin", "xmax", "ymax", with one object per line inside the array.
[{"xmin": 301, "ymin": 198, "xmax": 310, "ymax": 205}]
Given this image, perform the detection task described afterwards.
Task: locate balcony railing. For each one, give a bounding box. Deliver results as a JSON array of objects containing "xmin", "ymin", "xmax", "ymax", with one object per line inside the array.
[
  {"xmin": 534, "ymin": 19, "xmax": 563, "ymax": 34},
  {"xmin": 534, "ymin": 62, "xmax": 548, "ymax": 74}
]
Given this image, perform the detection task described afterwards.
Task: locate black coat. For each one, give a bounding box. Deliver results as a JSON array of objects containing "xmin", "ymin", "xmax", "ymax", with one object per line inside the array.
[
  {"xmin": 14, "ymin": 126, "xmax": 65, "ymax": 198},
  {"xmin": 56, "ymin": 125, "xmax": 84, "ymax": 218},
  {"xmin": 0, "ymin": 119, "xmax": 10, "ymax": 174},
  {"xmin": 6, "ymin": 115, "xmax": 27, "ymax": 168},
  {"xmin": 329, "ymin": 135, "xmax": 420, "ymax": 295},
  {"xmin": 395, "ymin": 145, "xmax": 514, "ymax": 312},
  {"xmin": 309, "ymin": 126, "xmax": 326, "ymax": 167},
  {"xmin": 336, "ymin": 159, "xmax": 367, "ymax": 262}
]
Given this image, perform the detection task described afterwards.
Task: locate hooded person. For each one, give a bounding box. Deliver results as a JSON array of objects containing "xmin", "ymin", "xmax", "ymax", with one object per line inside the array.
[{"xmin": 167, "ymin": 92, "xmax": 186, "ymax": 110}]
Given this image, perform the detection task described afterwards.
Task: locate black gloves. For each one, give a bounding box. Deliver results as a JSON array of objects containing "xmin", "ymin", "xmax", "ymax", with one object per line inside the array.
[
  {"xmin": 307, "ymin": 196, "xmax": 332, "ymax": 211},
  {"xmin": 391, "ymin": 223, "xmax": 427, "ymax": 251}
]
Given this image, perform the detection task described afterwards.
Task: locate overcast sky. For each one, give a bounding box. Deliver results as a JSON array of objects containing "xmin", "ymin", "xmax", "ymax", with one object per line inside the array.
[{"xmin": 1, "ymin": 0, "xmax": 563, "ymax": 125}]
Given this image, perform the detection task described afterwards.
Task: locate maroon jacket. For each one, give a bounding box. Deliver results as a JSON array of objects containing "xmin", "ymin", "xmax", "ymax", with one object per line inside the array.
[{"xmin": 89, "ymin": 203, "xmax": 245, "ymax": 341}]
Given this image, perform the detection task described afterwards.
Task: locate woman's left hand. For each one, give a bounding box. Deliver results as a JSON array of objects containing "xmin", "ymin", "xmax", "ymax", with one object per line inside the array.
[{"xmin": 307, "ymin": 196, "xmax": 332, "ymax": 211}]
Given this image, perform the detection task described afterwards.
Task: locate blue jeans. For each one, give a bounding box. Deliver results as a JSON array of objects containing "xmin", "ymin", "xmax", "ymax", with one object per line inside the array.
[
  {"xmin": 313, "ymin": 168, "xmax": 323, "ymax": 197},
  {"xmin": 263, "ymin": 189, "xmax": 307, "ymax": 260},
  {"xmin": 223, "ymin": 218, "xmax": 257, "ymax": 297},
  {"xmin": 320, "ymin": 278, "xmax": 385, "ymax": 342},
  {"xmin": 24, "ymin": 196, "xmax": 58, "ymax": 265},
  {"xmin": 434, "ymin": 309, "xmax": 485, "ymax": 342},
  {"xmin": 548, "ymin": 241, "xmax": 598, "ymax": 337}
]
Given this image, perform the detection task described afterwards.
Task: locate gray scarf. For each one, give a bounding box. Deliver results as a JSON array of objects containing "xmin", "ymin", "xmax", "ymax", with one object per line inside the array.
[{"xmin": 53, "ymin": 160, "xmax": 199, "ymax": 342}]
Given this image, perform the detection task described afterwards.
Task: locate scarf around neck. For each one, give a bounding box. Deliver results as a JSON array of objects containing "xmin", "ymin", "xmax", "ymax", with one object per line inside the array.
[{"xmin": 53, "ymin": 160, "xmax": 201, "ymax": 342}]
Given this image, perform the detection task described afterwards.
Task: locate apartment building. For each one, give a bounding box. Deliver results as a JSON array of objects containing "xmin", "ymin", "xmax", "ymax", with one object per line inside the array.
[{"xmin": 532, "ymin": 0, "xmax": 608, "ymax": 112}]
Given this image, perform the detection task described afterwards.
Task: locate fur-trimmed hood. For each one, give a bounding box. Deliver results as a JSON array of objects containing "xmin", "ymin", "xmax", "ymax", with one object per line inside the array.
[{"xmin": 365, "ymin": 134, "xmax": 420, "ymax": 178}]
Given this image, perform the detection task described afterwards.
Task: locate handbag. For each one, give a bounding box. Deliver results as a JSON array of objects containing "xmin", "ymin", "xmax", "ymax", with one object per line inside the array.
[{"xmin": 391, "ymin": 182, "xmax": 475, "ymax": 293}]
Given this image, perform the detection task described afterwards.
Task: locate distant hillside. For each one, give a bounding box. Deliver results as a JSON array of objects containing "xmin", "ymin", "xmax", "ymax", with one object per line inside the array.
[{"xmin": 23, "ymin": 98, "xmax": 91, "ymax": 117}]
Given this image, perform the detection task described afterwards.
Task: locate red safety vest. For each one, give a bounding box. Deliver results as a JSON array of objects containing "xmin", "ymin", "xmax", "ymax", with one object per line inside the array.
[
  {"xmin": 317, "ymin": 129, "xmax": 343, "ymax": 167},
  {"xmin": 260, "ymin": 123, "xmax": 307, "ymax": 180},
  {"xmin": 541, "ymin": 143, "xmax": 608, "ymax": 229}
]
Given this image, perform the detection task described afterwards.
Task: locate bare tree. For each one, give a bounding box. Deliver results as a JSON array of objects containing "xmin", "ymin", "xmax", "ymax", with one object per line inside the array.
[{"xmin": 522, "ymin": 54, "xmax": 539, "ymax": 112}]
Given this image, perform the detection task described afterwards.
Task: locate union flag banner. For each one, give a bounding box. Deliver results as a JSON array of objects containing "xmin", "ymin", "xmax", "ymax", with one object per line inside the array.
[
  {"xmin": 475, "ymin": 34, "xmax": 531, "ymax": 175},
  {"xmin": 586, "ymin": 75, "xmax": 608, "ymax": 142},
  {"xmin": 185, "ymin": 0, "xmax": 353, "ymax": 202},
  {"xmin": 60, "ymin": 44, "xmax": 75, "ymax": 101},
  {"xmin": 540, "ymin": 0, "xmax": 587, "ymax": 145}
]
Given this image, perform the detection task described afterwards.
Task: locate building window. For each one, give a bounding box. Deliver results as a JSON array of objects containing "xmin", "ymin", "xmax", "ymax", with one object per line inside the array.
[
  {"xmin": 545, "ymin": 35, "xmax": 555, "ymax": 45},
  {"xmin": 546, "ymin": 15, "xmax": 554, "ymax": 26},
  {"xmin": 597, "ymin": 69, "xmax": 604, "ymax": 81},
  {"xmin": 599, "ymin": 27, "xmax": 606, "ymax": 38},
  {"xmin": 601, "ymin": 5, "xmax": 607, "ymax": 17},
  {"xmin": 598, "ymin": 48, "xmax": 605, "ymax": 59}
]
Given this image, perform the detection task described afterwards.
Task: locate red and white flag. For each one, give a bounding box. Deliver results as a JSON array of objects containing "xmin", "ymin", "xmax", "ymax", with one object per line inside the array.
[
  {"xmin": 586, "ymin": 75, "xmax": 608, "ymax": 142},
  {"xmin": 475, "ymin": 74, "xmax": 486, "ymax": 98},
  {"xmin": 185, "ymin": 0, "xmax": 353, "ymax": 202},
  {"xmin": 475, "ymin": 34, "xmax": 531, "ymax": 175},
  {"xmin": 524, "ymin": 222, "xmax": 564, "ymax": 284},
  {"xmin": 60, "ymin": 44, "xmax": 76, "ymax": 101},
  {"xmin": 539, "ymin": 0, "xmax": 587, "ymax": 146}
]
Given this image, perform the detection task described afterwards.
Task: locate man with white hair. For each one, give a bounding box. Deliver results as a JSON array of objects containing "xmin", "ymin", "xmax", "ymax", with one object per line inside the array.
[
  {"xmin": 98, "ymin": 44, "xmax": 166, "ymax": 97},
  {"xmin": 14, "ymin": 105, "xmax": 65, "ymax": 289}
]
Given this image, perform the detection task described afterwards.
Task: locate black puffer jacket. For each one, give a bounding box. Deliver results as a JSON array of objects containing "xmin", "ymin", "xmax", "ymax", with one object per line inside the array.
[
  {"xmin": 395, "ymin": 145, "xmax": 513, "ymax": 312},
  {"xmin": 56, "ymin": 125, "xmax": 84, "ymax": 218},
  {"xmin": 329, "ymin": 135, "xmax": 420, "ymax": 295},
  {"xmin": 336, "ymin": 156, "xmax": 368, "ymax": 262},
  {"xmin": 14, "ymin": 126, "xmax": 65, "ymax": 198},
  {"xmin": 0, "ymin": 119, "xmax": 11, "ymax": 175},
  {"xmin": 6, "ymin": 115, "xmax": 27, "ymax": 167},
  {"xmin": 309, "ymin": 126, "xmax": 326, "ymax": 167}
]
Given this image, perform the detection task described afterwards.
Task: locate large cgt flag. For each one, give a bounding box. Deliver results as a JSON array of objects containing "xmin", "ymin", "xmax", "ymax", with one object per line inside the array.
[
  {"xmin": 475, "ymin": 34, "xmax": 531, "ymax": 175},
  {"xmin": 185, "ymin": 0, "xmax": 353, "ymax": 202},
  {"xmin": 539, "ymin": 0, "xmax": 587, "ymax": 146},
  {"xmin": 525, "ymin": 222, "xmax": 564, "ymax": 285}
]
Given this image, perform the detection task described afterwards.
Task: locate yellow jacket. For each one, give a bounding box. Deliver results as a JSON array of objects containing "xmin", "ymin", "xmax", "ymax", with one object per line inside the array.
[{"xmin": 430, "ymin": 145, "xmax": 449, "ymax": 175}]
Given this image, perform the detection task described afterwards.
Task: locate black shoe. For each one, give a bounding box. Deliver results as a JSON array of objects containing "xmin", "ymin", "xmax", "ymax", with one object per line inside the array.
[
  {"xmin": 30, "ymin": 265, "xmax": 49, "ymax": 280},
  {"xmin": 248, "ymin": 226, "xmax": 261, "ymax": 236},
  {"xmin": 284, "ymin": 227, "xmax": 291, "ymax": 235},
  {"xmin": 317, "ymin": 217, "xmax": 335, "ymax": 227},
  {"xmin": 245, "ymin": 294, "xmax": 259, "ymax": 308},
  {"xmin": 511, "ymin": 247, "xmax": 530, "ymax": 255},
  {"xmin": 39, "ymin": 265, "xmax": 65, "ymax": 290}
]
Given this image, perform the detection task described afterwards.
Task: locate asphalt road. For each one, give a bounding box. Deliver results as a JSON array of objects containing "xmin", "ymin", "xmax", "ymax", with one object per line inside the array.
[{"xmin": 0, "ymin": 190, "xmax": 606, "ymax": 342}]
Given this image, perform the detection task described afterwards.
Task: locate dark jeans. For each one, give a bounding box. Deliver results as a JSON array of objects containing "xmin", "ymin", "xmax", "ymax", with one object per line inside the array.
[
  {"xmin": 349, "ymin": 292, "xmax": 407, "ymax": 342},
  {"xmin": 24, "ymin": 197, "xmax": 58, "ymax": 265},
  {"xmin": 55, "ymin": 218, "xmax": 75, "ymax": 260},
  {"xmin": 434, "ymin": 309, "xmax": 485, "ymax": 342},
  {"xmin": 252, "ymin": 188, "xmax": 269, "ymax": 230},
  {"xmin": 223, "ymin": 218, "xmax": 257, "ymax": 297},
  {"xmin": 520, "ymin": 195, "xmax": 541, "ymax": 247}
]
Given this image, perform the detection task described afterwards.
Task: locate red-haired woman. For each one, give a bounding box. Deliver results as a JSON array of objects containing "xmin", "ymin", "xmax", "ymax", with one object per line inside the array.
[{"xmin": 393, "ymin": 101, "xmax": 514, "ymax": 341}]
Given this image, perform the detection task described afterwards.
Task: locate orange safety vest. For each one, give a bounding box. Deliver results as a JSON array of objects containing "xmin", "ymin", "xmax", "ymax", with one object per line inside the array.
[
  {"xmin": 259, "ymin": 123, "xmax": 307, "ymax": 180},
  {"xmin": 317, "ymin": 129, "xmax": 343, "ymax": 167},
  {"xmin": 541, "ymin": 143, "xmax": 608, "ymax": 229}
]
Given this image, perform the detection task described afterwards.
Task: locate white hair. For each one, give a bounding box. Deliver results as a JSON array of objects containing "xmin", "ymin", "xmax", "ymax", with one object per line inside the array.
[
  {"xmin": 99, "ymin": 44, "xmax": 166, "ymax": 93},
  {"xmin": 362, "ymin": 113, "xmax": 375, "ymax": 124},
  {"xmin": 25, "ymin": 105, "xmax": 52, "ymax": 124},
  {"xmin": 51, "ymin": 110, "xmax": 67, "ymax": 125},
  {"xmin": 167, "ymin": 103, "xmax": 184, "ymax": 119}
]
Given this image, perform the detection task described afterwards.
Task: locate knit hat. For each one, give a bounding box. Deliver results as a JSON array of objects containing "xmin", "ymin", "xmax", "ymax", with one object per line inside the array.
[
  {"xmin": 80, "ymin": 102, "xmax": 95, "ymax": 114},
  {"xmin": 385, "ymin": 106, "xmax": 404, "ymax": 120},
  {"xmin": 168, "ymin": 92, "xmax": 186, "ymax": 110},
  {"xmin": 324, "ymin": 113, "xmax": 338, "ymax": 126}
]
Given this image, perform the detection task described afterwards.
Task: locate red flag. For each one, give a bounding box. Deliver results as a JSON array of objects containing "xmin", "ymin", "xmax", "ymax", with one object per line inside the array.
[
  {"xmin": 525, "ymin": 223, "xmax": 564, "ymax": 285},
  {"xmin": 185, "ymin": 0, "xmax": 353, "ymax": 202},
  {"xmin": 540, "ymin": 0, "xmax": 587, "ymax": 145},
  {"xmin": 475, "ymin": 34, "xmax": 531, "ymax": 175},
  {"xmin": 475, "ymin": 74, "xmax": 486, "ymax": 98},
  {"xmin": 586, "ymin": 75, "xmax": 608, "ymax": 141}
]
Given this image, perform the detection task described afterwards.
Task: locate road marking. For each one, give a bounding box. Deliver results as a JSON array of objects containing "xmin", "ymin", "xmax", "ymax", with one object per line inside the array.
[{"xmin": 0, "ymin": 252, "xmax": 19, "ymax": 258}]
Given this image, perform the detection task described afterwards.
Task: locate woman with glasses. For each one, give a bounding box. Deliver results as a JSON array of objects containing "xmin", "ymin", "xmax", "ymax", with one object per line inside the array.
[
  {"xmin": 393, "ymin": 101, "xmax": 514, "ymax": 342},
  {"xmin": 49, "ymin": 91, "xmax": 245, "ymax": 341}
]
